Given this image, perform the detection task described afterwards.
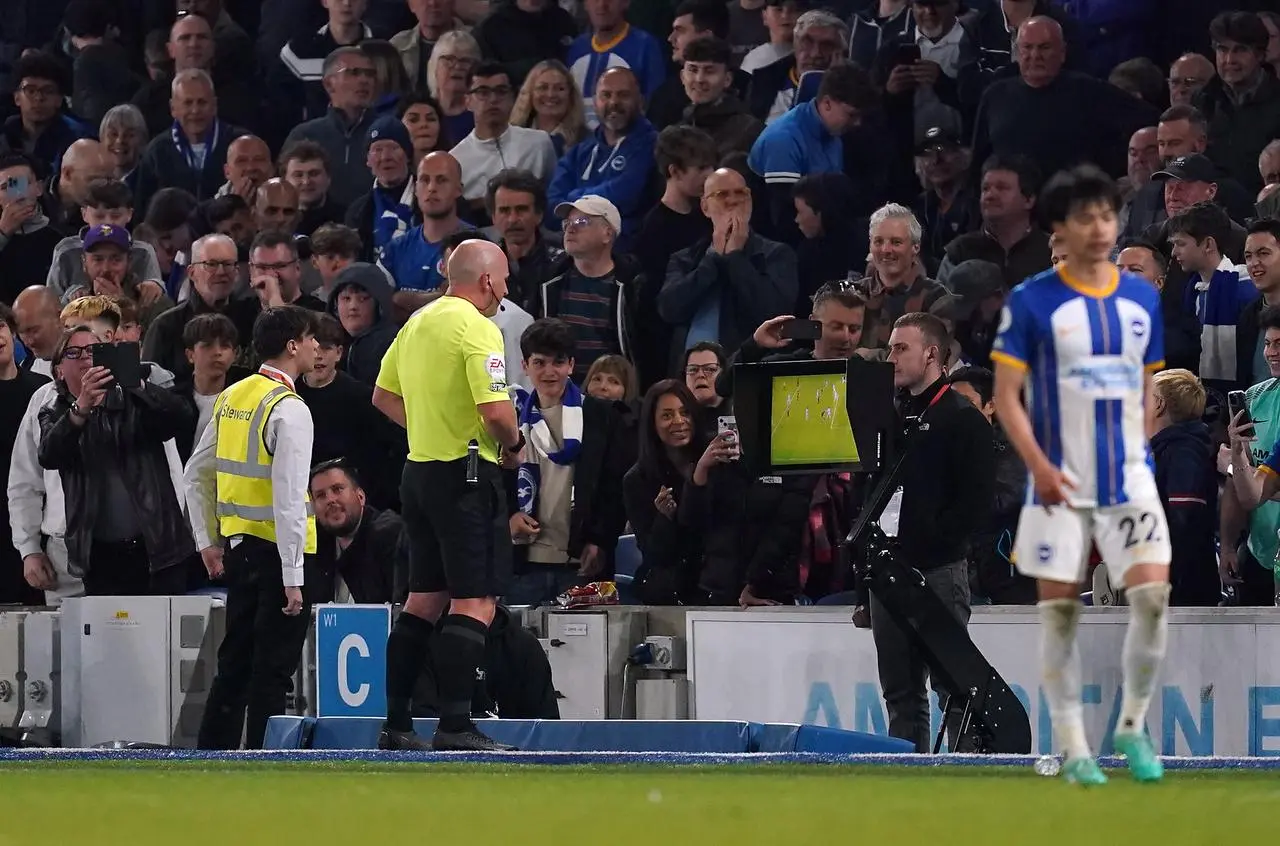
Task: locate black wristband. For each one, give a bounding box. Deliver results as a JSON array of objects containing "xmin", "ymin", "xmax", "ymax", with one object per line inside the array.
[{"xmin": 507, "ymin": 432, "xmax": 526, "ymax": 453}]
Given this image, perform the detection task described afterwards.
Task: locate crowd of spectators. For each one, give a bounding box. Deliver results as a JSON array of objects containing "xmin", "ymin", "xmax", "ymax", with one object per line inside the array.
[{"xmin": 1, "ymin": 0, "xmax": 1279, "ymax": 612}]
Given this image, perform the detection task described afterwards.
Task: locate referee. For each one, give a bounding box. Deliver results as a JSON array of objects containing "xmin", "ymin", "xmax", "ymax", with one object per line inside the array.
[
  {"xmin": 373, "ymin": 239, "xmax": 522, "ymax": 752},
  {"xmin": 184, "ymin": 306, "xmax": 319, "ymax": 749}
]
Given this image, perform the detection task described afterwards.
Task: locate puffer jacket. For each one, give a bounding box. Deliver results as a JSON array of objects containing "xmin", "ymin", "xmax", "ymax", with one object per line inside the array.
[{"xmin": 36, "ymin": 378, "xmax": 196, "ymax": 577}]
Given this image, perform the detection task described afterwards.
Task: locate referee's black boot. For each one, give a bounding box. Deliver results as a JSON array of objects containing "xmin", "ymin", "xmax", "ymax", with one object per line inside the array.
[
  {"xmin": 431, "ymin": 726, "xmax": 518, "ymax": 752},
  {"xmin": 377, "ymin": 726, "xmax": 433, "ymax": 751}
]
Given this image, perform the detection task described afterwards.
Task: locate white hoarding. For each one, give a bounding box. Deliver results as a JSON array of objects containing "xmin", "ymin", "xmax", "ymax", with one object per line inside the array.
[{"xmin": 688, "ymin": 608, "xmax": 1280, "ymax": 756}]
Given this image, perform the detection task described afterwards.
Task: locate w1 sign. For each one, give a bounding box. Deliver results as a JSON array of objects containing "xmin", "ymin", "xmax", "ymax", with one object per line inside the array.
[{"xmin": 315, "ymin": 604, "xmax": 392, "ymax": 718}]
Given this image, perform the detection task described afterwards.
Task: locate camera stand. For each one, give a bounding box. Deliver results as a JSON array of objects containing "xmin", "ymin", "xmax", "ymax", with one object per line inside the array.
[{"xmin": 845, "ymin": 439, "xmax": 1032, "ymax": 755}]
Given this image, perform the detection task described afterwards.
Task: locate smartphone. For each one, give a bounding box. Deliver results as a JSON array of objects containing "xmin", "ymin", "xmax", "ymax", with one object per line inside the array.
[
  {"xmin": 90, "ymin": 342, "xmax": 142, "ymax": 388},
  {"xmin": 895, "ymin": 44, "xmax": 922, "ymax": 66},
  {"xmin": 3, "ymin": 174, "xmax": 28, "ymax": 200},
  {"xmin": 717, "ymin": 415, "xmax": 741, "ymax": 461},
  {"xmin": 779, "ymin": 318, "xmax": 823, "ymax": 341},
  {"xmin": 1227, "ymin": 390, "xmax": 1253, "ymax": 430}
]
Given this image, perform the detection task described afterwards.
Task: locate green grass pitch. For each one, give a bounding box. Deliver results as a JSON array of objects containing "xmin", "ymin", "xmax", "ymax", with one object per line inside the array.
[
  {"xmin": 1, "ymin": 762, "xmax": 1272, "ymax": 845},
  {"xmin": 770, "ymin": 375, "xmax": 858, "ymax": 466}
]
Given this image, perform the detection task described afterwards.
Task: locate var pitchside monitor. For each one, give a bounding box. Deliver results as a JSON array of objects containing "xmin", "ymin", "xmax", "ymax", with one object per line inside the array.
[
  {"xmin": 769, "ymin": 373, "xmax": 858, "ymax": 467},
  {"xmin": 732, "ymin": 357, "xmax": 891, "ymax": 476}
]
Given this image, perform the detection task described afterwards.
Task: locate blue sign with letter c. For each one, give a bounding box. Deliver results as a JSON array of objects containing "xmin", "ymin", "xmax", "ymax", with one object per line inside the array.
[{"xmin": 315, "ymin": 604, "xmax": 392, "ymax": 717}]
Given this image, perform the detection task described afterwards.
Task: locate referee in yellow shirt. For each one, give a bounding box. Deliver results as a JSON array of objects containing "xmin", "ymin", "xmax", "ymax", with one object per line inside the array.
[{"xmin": 373, "ymin": 239, "xmax": 523, "ymax": 752}]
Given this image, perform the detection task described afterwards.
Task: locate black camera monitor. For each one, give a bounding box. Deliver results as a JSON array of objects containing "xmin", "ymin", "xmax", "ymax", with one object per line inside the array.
[{"xmin": 732, "ymin": 356, "xmax": 895, "ymax": 476}]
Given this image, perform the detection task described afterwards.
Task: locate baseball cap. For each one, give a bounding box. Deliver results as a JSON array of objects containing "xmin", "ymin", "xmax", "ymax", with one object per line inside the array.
[
  {"xmin": 1151, "ymin": 153, "xmax": 1218, "ymax": 184},
  {"xmin": 366, "ymin": 114, "xmax": 413, "ymax": 162},
  {"xmin": 82, "ymin": 223, "xmax": 131, "ymax": 252},
  {"xmin": 929, "ymin": 293, "xmax": 970, "ymax": 322},
  {"xmin": 950, "ymin": 259, "xmax": 1005, "ymax": 302},
  {"xmin": 554, "ymin": 195, "xmax": 622, "ymax": 234},
  {"xmin": 916, "ymin": 125, "xmax": 962, "ymax": 155}
]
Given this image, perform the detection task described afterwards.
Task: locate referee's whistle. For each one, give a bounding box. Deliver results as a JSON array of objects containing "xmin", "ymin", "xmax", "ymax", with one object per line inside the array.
[{"xmin": 466, "ymin": 439, "xmax": 480, "ymax": 488}]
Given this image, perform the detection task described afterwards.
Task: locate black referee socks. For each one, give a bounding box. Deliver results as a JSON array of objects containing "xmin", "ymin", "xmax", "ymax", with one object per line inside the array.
[
  {"xmin": 385, "ymin": 612, "xmax": 435, "ymax": 732},
  {"xmin": 432, "ymin": 614, "xmax": 490, "ymax": 733}
]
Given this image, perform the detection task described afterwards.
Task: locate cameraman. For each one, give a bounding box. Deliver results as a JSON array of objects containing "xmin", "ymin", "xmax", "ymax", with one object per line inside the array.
[{"xmin": 867, "ymin": 312, "xmax": 994, "ymax": 752}]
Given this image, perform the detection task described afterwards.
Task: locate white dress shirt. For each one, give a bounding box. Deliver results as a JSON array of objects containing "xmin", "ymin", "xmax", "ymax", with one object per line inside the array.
[{"xmin": 184, "ymin": 365, "xmax": 315, "ymax": 587}]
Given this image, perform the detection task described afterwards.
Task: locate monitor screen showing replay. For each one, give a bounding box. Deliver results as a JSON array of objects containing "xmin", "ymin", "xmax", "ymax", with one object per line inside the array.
[{"xmin": 769, "ymin": 371, "xmax": 858, "ymax": 467}]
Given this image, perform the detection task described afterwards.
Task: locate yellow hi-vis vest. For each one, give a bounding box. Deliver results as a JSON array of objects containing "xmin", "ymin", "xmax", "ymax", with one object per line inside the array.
[{"xmin": 213, "ymin": 373, "xmax": 318, "ymax": 553}]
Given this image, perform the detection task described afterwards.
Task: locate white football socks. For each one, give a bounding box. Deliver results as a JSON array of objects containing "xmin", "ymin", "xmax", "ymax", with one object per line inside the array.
[
  {"xmin": 1039, "ymin": 598, "xmax": 1091, "ymax": 760},
  {"xmin": 1118, "ymin": 581, "xmax": 1171, "ymax": 735}
]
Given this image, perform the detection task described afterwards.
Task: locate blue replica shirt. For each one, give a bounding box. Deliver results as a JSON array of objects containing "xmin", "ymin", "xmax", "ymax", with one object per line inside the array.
[
  {"xmin": 991, "ymin": 266, "xmax": 1164, "ymax": 508},
  {"xmin": 566, "ymin": 24, "xmax": 667, "ymax": 127},
  {"xmin": 379, "ymin": 223, "xmax": 476, "ymax": 292},
  {"xmin": 747, "ymin": 100, "xmax": 843, "ymax": 189}
]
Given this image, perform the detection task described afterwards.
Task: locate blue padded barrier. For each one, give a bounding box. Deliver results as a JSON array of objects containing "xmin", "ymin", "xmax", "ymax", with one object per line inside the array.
[{"xmin": 263, "ymin": 717, "xmax": 915, "ymax": 755}]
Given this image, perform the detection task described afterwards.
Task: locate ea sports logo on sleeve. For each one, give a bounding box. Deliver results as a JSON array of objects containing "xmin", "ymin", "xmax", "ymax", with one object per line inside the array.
[
  {"xmin": 1036, "ymin": 543, "xmax": 1053, "ymax": 564},
  {"xmin": 1131, "ymin": 319, "xmax": 1146, "ymax": 338}
]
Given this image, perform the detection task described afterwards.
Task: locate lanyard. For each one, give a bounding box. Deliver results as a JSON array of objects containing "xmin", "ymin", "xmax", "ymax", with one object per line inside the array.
[{"xmin": 258, "ymin": 366, "xmax": 295, "ymax": 392}]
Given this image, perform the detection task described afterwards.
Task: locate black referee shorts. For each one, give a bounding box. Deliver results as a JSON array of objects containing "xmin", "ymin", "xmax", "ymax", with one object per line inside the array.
[{"xmin": 400, "ymin": 458, "xmax": 512, "ymax": 599}]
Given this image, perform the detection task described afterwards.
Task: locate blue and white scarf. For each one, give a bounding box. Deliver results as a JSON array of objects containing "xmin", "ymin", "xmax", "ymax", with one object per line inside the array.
[
  {"xmin": 171, "ymin": 119, "xmax": 222, "ymax": 173},
  {"xmin": 371, "ymin": 178, "xmax": 415, "ymax": 256},
  {"xmin": 515, "ymin": 381, "xmax": 584, "ymax": 516}
]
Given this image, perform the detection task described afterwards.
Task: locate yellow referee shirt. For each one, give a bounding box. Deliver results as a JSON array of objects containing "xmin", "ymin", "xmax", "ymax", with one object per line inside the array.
[{"xmin": 376, "ymin": 295, "xmax": 511, "ymax": 464}]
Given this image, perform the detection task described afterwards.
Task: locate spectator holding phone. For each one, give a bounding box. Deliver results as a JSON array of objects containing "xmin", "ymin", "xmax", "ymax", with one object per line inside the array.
[
  {"xmin": 0, "ymin": 153, "xmax": 62, "ymax": 306},
  {"xmin": 36, "ymin": 325, "xmax": 196, "ymax": 595},
  {"xmin": 623, "ymin": 380, "xmax": 708, "ymax": 605},
  {"xmin": 716, "ymin": 283, "xmax": 868, "ymax": 401},
  {"xmin": 1224, "ymin": 305, "xmax": 1280, "ymax": 607}
]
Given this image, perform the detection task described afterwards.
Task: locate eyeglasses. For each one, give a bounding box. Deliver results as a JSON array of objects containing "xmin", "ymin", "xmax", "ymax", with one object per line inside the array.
[
  {"xmin": 469, "ymin": 85, "xmax": 513, "ymax": 99},
  {"xmin": 1168, "ymin": 76, "xmax": 1204, "ymax": 90},
  {"xmin": 561, "ymin": 215, "xmax": 599, "ymax": 230},
  {"xmin": 684, "ymin": 364, "xmax": 721, "ymax": 376},
  {"xmin": 249, "ymin": 261, "xmax": 297, "ymax": 273},
  {"xmin": 19, "ymin": 84, "xmax": 58, "ymax": 99},
  {"xmin": 438, "ymin": 55, "xmax": 477, "ymax": 68},
  {"xmin": 706, "ymin": 188, "xmax": 750, "ymax": 202},
  {"xmin": 61, "ymin": 346, "xmax": 92, "ymax": 361},
  {"xmin": 335, "ymin": 66, "xmax": 376, "ymax": 79},
  {"xmin": 194, "ymin": 260, "xmax": 238, "ymax": 273}
]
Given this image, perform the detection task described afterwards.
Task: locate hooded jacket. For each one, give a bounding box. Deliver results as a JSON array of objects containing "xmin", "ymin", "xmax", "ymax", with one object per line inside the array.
[
  {"xmin": 682, "ymin": 96, "xmax": 765, "ymax": 161},
  {"xmin": 545, "ymin": 116, "xmax": 658, "ymax": 241},
  {"xmin": 326, "ymin": 262, "xmax": 398, "ymax": 386},
  {"xmin": 1151, "ymin": 419, "xmax": 1220, "ymax": 607}
]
